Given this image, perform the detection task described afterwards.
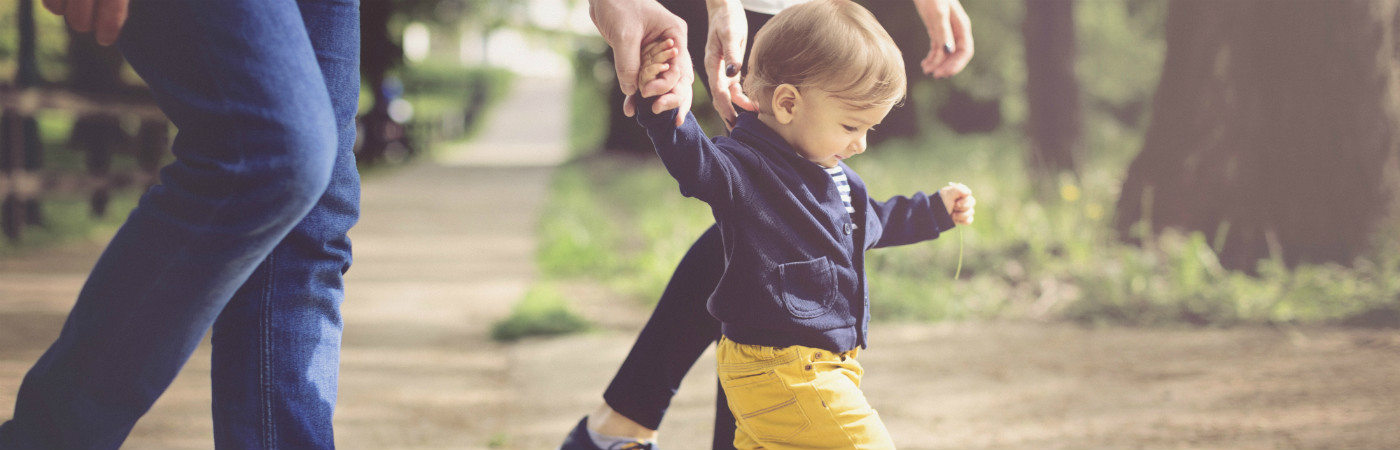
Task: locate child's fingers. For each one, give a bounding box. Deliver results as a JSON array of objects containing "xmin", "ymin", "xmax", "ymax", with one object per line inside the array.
[
  {"xmin": 647, "ymin": 46, "xmax": 678, "ymax": 66},
  {"xmin": 642, "ymin": 39, "xmax": 676, "ymax": 64},
  {"xmin": 641, "ymin": 38, "xmax": 669, "ymax": 58},
  {"xmin": 955, "ymin": 208, "xmax": 975, "ymax": 225},
  {"xmin": 639, "ymin": 62, "xmax": 670, "ymax": 84}
]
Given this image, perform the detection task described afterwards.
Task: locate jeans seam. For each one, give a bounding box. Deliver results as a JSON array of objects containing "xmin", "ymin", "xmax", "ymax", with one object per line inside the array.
[
  {"xmin": 809, "ymin": 360, "xmax": 863, "ymax": 450},
  {"xmin": 260, "ymin": 252, "xmax": 277, "ymax": 450}
]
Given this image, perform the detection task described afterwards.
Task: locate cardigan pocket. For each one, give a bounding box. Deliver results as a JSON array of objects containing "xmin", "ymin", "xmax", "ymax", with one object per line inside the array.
[{"xmin": 777, "ymin": 257, "xmax": 837, "ymax": 319}]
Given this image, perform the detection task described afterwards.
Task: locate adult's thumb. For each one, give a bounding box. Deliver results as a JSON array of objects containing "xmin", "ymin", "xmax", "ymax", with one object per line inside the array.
[{"xmin": 614, "ymin": 46, "xmax": 640, "ymax": 95}]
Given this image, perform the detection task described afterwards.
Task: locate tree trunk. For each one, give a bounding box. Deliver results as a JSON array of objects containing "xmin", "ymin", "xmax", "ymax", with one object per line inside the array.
[
  {"xmin": 1114, "ymin": 0, "xmax": 1400, "ymax": 271},
  {"xmin": 1023, "ymin": 0, "xmax": 1083, "ymax": 178}
]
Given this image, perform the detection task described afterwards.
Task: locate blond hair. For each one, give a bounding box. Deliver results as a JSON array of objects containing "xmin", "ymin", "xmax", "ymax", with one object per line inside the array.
[{"xmin": 743, "ymin": 0, "xmax": 906, "ymax": 113}]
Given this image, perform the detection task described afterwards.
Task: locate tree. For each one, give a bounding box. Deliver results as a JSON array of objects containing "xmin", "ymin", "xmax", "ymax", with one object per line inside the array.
[
  {"xmin": 1114, "ymin": 0, "xmax": 1400, "ymax": 271},
  {"xmin": 1023, "ymin": 0, "xmax": 1083, "ymax": 179}
]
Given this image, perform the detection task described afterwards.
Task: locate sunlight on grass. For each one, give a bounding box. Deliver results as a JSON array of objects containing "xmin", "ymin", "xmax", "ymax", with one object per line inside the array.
[
  {"xmin": 491, "ymin": 282, "xmax": 592, "ymax": 342},
  {"xmin": 534, "ymin": 120, "xmax": 1400, "ymax": 328}
]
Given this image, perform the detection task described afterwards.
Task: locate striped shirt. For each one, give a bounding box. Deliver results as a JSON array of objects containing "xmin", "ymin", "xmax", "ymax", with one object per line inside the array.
[{"xmin": 825, "ymin": 166, "xmax": 855, "ymax": 214}]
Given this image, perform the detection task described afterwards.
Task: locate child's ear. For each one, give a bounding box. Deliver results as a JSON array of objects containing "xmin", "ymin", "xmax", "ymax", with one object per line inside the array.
[{"xmin": 772, "ymin": 84, "xmax": 801, "ymax": 125}]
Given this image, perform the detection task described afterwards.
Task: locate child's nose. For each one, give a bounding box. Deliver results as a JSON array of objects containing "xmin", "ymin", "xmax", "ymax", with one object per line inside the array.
[{"xmin": 852, "ymin": 135, "xmax": 867, "ymax": 154}]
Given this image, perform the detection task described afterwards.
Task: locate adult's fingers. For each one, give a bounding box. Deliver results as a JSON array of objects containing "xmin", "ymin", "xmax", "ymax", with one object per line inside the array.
[
  {"xmin": 623, "ymin": 93, "xmax": 638, "ymax": 118},
  {"xmin": 93, "ymin": 0, "xmax": 128, "ymax": 46},
  {"xmin": 933, "ymin": 3, "xmax": 973, "ymax": 78},
  {"xmin": 730, "ymin": 83, "xmax": 757, "ymax": 113},
  {"xmin": 614, "ymin": 44, "xmax": 641, "ymax": 95},
  {"xmin": 662, "ymin": 71, "xmax": 694, "ymax": 127},
  {"xmin": 671, "ymin": 47, "xmax": 694, "ymax": 126},
  {"xmin": 921, "ymin": 29, "xmax": 953, "ymax": 76},
  {"xmin": 707, "ymin": 55, "xmax": 739, "ymax": 129},
  {"xmin": 915, "ymin": 0, "xmax": 952, "ymax": 76},
  {"xmin": 64, "ymin": 0, "xmax": 95, "ymax": 32},
  {"xmin": 713, "ymin": 91, "xmax": 738, "ymax": 130}
]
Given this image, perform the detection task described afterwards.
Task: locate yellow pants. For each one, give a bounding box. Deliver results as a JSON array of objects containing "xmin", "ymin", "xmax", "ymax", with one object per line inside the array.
[{"xmin": 717, "ymin": 336, "xmax": 894, "ymax": 450}]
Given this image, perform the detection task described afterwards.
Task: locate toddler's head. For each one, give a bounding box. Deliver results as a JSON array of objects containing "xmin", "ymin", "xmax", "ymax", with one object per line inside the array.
[
  {"xmin": 744, "ymin": 0, "xmax": 906, "ymax": 114},
  {"xmin": 743, "ymin": 0, "xmax": 905, "ymax": 167}
]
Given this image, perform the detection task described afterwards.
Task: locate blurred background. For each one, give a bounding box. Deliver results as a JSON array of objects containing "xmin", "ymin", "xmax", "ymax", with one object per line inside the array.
[{"xmin": 2, "ymin": 0, "xmax": 1399, "ymax": 448}]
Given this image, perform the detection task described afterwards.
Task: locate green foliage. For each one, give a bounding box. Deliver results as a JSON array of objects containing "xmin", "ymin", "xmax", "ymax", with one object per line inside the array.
[
  {"xmin": 392, "ymin": 61, "xmax": 516, "ymax": 158},
  {"xmin": 534, "ymin": 0, "xmax": 1398, "ymax": 328},
  {"xmin": 934, "ymin": 0, "xmax": 1028, "ymax": 124},
  {"xmin": 534, "ymin": 118, "xmax": 1400, "ymax": 327},
  {"xmin": 0, "ymin": 110, "xmax": 160, "ymax": 257},
  {"xmin": 536, "ymin": 156, "xmax": 712, "ymax": 304},
  {"xmin": 491, "ymin": 282, "xmax": 592, "ymax": 342},
  {"xmin": 568, "ymin": 39, "xmax": 611, "ymax": 156},
  {"xmin": 0, "ymin": 1, "xmax": 76, "ymax": 84},
  {"xmin": 0, "ymin": 191, "xmax": 138, "ymax": 257},
  {"xmin": 1064, "ymin": 231, "xmax": 1400, "ymax": 327}
]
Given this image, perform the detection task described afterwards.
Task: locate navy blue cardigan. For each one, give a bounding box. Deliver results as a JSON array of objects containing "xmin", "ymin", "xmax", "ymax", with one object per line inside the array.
[{"xmin": 637, "ymin": 106, "xmax": 956, "ymax": 353}]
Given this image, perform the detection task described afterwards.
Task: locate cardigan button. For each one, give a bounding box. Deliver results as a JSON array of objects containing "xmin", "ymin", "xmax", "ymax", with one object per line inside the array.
[{"xmin": 843, "ymin": 223, "xmax": 854, "ymax": 235}]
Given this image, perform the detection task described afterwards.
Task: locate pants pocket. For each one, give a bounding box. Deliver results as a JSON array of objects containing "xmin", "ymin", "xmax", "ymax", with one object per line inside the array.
[{"xmin": 721, "ymin": 370, "xmax": 811, "ymax": 443}]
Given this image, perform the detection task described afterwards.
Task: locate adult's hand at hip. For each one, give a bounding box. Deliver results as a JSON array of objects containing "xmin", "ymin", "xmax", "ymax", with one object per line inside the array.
[
  {"xmin": 590, "ymin": 0, "xmax": 694, "ymax": 126},
  {"xmin": 704, "ymin": 0, "xmax": 757, "ymax": 130},
  {"xmin": 43, "ymin": 0, "xmax": 129, "ymax": 46},
  {"xmin": 912, "ymin": 0, "xmax": 973, "ymax": 78}
]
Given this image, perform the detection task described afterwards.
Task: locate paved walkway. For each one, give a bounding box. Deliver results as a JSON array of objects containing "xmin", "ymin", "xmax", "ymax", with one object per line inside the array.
[{"xmin": 3, "ymin": 76, "xmax": 1399, "ymax": 450}]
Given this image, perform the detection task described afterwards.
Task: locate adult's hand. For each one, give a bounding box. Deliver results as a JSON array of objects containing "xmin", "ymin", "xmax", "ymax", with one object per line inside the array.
[
  {"xmin": 590, "ymin": 0, "xmax": 693, "ymax": 126},
  {"xmin": 43, "ymin": 0, "xmax": 129, "ymax": 46},
  {"xmin": 704, "ymin": 0, "xmax": 757, "ymax": 130},
  {"xmin": 912, "ymin": 0, "xmax": 973, "ymax": 78}
]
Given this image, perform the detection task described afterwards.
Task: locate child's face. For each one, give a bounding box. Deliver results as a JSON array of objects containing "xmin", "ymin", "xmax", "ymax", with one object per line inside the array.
[{"xmin": 786, "ymin": 89, "xmax": 893, "ymax": 168}]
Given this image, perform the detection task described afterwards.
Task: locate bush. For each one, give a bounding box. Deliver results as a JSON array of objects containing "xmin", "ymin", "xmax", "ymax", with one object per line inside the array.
[{"xmin": 491, "ymin": 283, "xmax": 592, "ymax": 342}]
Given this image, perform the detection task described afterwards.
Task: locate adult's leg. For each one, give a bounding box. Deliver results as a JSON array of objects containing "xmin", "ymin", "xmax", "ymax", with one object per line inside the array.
[
  {"xmin": 602, "ymin": 226, "xmax": 726, "ymax": 429},
  {"xmin": 0, "ymin": 1, "xmax": 340, "ymax": 448},
  {"xmin": 209, "ymin": 1, "xmax": 361, "ymax": 449},
  {"xmin": 595, "ymin": 5, "xmax": 773, "ymax": 450}
]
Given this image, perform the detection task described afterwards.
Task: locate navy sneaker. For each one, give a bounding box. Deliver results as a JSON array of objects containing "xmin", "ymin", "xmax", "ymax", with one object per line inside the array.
[{"xmin": 558, "ymin": 417, "xmax": 656, "ymax": 450}]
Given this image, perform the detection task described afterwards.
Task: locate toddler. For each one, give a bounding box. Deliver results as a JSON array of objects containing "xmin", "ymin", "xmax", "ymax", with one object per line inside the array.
[{"xmin": 635, "ymin": 1, "xmax": 975, "ymax": 448}]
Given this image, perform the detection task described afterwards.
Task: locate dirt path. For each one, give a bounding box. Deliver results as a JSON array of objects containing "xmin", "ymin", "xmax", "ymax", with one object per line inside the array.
[{"xmin": 2, "ymin": 76, "xmax": 1399, "ymax": 449}]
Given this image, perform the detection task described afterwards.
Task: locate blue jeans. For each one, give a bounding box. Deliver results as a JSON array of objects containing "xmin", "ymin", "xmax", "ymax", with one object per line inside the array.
[{"xmin": 0, "ymin": 1, "xmax": 360, "ymax": 449}]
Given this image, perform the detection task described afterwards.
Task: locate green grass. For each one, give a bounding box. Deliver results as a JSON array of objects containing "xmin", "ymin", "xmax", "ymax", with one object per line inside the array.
[
  {"xmin": 531, "ymin": 116, "xmax": 1400, "ymax": 328},
  {"xmin": 491, "ymin": 282, "xmax": 593, "ymax": 342},
  {"xmin": 0, "ymin": 191, "xmax": 139, "ymax": 257},
  {"xmin": 0, "ymin": 110, "xmax": 156, "ymax": 258},
  {"xmin": 536, "ymin": 155, "xmax": 713, "ymax": 304},
  {"xmin": 354, "ymin": 62, "xmax": 515, "ymax": 169}
]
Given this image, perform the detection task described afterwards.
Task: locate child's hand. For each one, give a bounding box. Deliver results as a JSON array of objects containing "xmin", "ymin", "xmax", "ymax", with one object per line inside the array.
[
  {"xmin": 939, "ymin": 182, "xmax": 975, "ymax": 225},
  {"xmin": 639, "ymin": 38, "xmax": 681, "ymax": 107}
]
